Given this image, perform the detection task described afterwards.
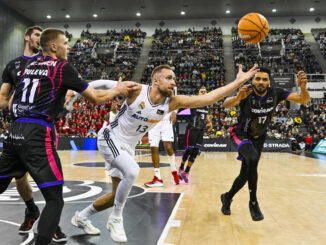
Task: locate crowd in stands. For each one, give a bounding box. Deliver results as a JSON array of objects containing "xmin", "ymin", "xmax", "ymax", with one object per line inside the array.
[
  {"xmin": 232, "ymin": 27, "xmax": 323, "ymax": 75},
  {"xmin": 312, "ymin": 28, "xmax": 326, "ymax": 59},
  {"xmin": 69, "ymin": 29, "xmax": 146, "ymax": 81},
  {"xmin": 141, "ymin": 27, "xmax": 226, "ymax": 95}
]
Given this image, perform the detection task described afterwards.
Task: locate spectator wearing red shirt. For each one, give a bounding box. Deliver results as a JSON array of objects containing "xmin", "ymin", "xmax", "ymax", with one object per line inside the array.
[
  {"xmin": 305, "ymin": 133, "xmax": 313, "ymax": 151},
  {"xmin": 82, "ymin": 125, "xmax": 88, "ymax": 137}
]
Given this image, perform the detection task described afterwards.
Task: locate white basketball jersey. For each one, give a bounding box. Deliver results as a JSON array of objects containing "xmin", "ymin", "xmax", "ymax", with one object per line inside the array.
[
  {"xmin": 99, "ymin": 84, "xmax": 171, "ymax": 147},
  {"xmin": 109, "ymin": 111, "xmax": 118, "ymax": 124}
]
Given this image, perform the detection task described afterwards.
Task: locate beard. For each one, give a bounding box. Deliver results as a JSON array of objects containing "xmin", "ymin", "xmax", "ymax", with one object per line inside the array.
[
  {"xmin": 30, "ymin": 43, "xmax": 39, "ymax": 54},
  {"xmin": 158, "ymin": 86, "xmax": 172, "ymax": 97},
  {"xmin": 254, "ymin": 86, "xmax": 267, "ymax": 95}
]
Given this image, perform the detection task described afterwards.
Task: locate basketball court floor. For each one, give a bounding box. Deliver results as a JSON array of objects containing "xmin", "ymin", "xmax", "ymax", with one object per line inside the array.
[{"xmin": 1, "ymin": 150, "xmax": 326, "ymax": 245}]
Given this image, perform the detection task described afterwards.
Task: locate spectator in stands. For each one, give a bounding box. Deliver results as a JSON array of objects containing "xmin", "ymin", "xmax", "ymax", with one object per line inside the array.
[{"xmin": 305, "ymin": 133, "xmax": 313, "ymax": 151}]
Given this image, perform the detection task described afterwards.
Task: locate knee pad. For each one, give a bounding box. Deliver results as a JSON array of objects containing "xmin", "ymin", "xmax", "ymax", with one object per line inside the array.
[
  {"xmin": 182, "ymin": 148, "xmax": 192, "ymax": 162},
  {"xmin": 189, "ymin": 148, "xmax": 199, "ymax": 163}
]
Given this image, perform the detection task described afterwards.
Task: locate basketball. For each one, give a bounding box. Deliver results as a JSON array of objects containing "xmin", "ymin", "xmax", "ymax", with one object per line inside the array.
[{"xmin": 238, "ymin": 13, "xmax": 269, "ymax": 44}]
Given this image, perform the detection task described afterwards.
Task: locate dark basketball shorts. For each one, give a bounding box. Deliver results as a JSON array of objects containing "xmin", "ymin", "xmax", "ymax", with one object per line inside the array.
[
  {"xmin": 184, "ymin": 127, "xmax": 204, "ymax": 149},
  {"xmin": 0, "ymin": 118, "xmax": 63, "ymax": 189},
  {"xmin": 229, "ymin": 125, "xmax": 266, "ymax": 162}
]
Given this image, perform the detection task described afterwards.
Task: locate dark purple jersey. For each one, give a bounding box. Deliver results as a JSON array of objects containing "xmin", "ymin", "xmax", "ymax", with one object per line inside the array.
[
  {"xmin": 11, "ymin": 56, "xmax": 88, "ymax": 122},
  {"xmin": 1, "ymin": 54, "xmax": 41, "ymax": 89}
]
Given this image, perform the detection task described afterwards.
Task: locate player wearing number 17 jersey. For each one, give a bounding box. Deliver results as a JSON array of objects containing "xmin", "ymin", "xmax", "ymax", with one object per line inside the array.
[{"xmin": 220, "ymin": 67, "xmax": 310, "ymax": 222}]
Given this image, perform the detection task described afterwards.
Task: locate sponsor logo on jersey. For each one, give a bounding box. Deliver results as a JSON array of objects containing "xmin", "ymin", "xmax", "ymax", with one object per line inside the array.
[
  {"xmin": 136, "ymin": 110, "xmax": 141, "ymax": 114},
  {"xmin": 138, "ymin": 101, "xmax": 145, "ymax": 110},
  {"xmin": 251, "ymin": 107, "xmax": 273, "ymax": 113},
  {"xmin": 266, "ymin": 97, "xmax": 273, "ymax": 103},
  {"xmin": 132, "ymin": 113, "xmax": 160, "ymax": 123},
  {"xmin": 24, "ymin": 68, "xmax": 48, "ymax": 76},
  {"xmin": 157, "ymin": 109, "xmax": 164, "ymax": 115},
  {"xmin": 204, "ymin": 143, "xmax": 227, "ymax": 148},
  {"xmin": 29, "ymin": 60, "xmax": 58, "ymax": 67},
  {"xmin": 196, "ymin": 109, "xmax": 208, "ymax": 114}
]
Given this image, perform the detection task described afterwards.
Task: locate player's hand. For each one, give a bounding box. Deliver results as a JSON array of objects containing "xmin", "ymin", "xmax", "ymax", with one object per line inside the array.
[
  {"xmin": 236, "ymin": 64, "xmax": 259, "ymax": 85},
  {"xmin": 170, "ymin": 111, "xmax": 177, "ymax": 124},
  {"xmin": 114, "ymin": 77, "xmax": 139, "ymax": 96},
  {"xmin": 64, "ymin": 90, "xmax": 76, "ymax": 111},
  {"xmin": 297, "ymin": 71, "xmax": 307, "ymax": 89},
  {"xmin": 236, "ymin": 84, "xmax": 253, "ymax": 101}
]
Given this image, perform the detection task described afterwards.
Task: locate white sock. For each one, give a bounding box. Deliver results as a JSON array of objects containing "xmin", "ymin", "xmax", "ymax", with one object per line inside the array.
[
  {"xmin": 167, "ymin": 154, "xmax": 177, "ymax": 172},
  {"xmin": 111, "ymin": 200, "xmax": 125, "ymax": 218},
  {"xmin": 79, "ymin": 204, "xmax": 98, "ymax": 219},
  {"xmin": 154, "ymin": 168, "xmax": 161, "ymax": 179}
]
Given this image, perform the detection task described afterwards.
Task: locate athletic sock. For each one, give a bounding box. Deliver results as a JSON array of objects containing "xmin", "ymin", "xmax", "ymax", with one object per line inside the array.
[
  {"xmin": 25, "ymin": 198, "xmax": 38, "ymax": 212},
  {"xmin": 154, "ymin": 168, "xmax": 161, "ymax": 179},
  {"xmin": 111, "ymin": 200, "xmax": 124, "ymax": 218},
  {"xmin": 185, "ymin": 166, "xmax": 191, "ymax": 173},
  {"xmin": 79, "ymin": 204, "xmax": 98, "ymax": 219},
  {"xmin": 167, "ymin": 154, "xmax": 177, "ymax": 172},
  {"xmin": 179, "ymin": 163, "xmax": 185, "ymax": 170}
]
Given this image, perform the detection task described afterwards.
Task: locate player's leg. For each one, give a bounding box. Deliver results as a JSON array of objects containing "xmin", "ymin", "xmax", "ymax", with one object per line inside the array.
[
  {"xmin": 162, "ymin": 121, "xmax": 179, "ymax": 184},
  {"xmin": 20, "ymin": 124, "xmax": 65, "ymax": 245},
  {"xmin": 72, "ymin": 174, "xmax": 121, "ymax": 235},
  {"xmin": 36, "ymin": 185, "xmax": 64, "ymax": 245},
  {"xmin": 145, "ymin": 126, "xmax": 163, "ymax": 187},
  {"xmin": 221, "ymin": 161, "xmax": 248, "ymax": 215},
  {"xmin": 71, "ymin": 146, "xmax": 120, "ymax": 235},
  {"xmin": 15, "ymin": 174, "xmax": 40, "ymax": 234},
  {"xmin": 180, "ymin": 129, "xmax": 203, "ymax": 183},
  {"xmin": 179, "ymin": 127, "xmax": 193, "ymax": 175},
  {"xmin": 107, "ymin": 150, "xmax": 140, "ymax": 243},
  {"xmin": 163, "ymin": 141, "xmax": 179, "ymax": 184}
]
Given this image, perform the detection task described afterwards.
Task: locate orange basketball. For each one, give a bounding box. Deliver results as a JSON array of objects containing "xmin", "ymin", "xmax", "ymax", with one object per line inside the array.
[{"xmin": 238, "ymin": 13, "xmax": 269, "ymax": 44}]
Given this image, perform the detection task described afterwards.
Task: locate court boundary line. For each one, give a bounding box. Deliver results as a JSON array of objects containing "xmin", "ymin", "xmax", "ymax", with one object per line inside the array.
[{"xmin": 157, "ymin": 192, "xmax": 184, "ymax": 245}]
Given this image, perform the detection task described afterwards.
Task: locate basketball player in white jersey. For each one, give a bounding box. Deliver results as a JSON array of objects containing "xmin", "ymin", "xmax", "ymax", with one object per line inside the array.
[
  {"xmin": 70, "ymin": 64, "xmax": 258, "ymax": 243},
  {"xmin": 145, "ymin": 109, "xmax": 179, "ymax": 187}
]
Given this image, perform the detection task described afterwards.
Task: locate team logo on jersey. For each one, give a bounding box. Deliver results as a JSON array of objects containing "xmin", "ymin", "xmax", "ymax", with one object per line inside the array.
[
  {"xmin": 156, "ymin": 109, "xmax": 164, "ymax": 115},
  {"xmin": 136, "ymin": 111, "xmax": 142, "ymax": 114},
  {"xmin": 138, "ymin": 101, "xmax": 145, "ymax": 110}
]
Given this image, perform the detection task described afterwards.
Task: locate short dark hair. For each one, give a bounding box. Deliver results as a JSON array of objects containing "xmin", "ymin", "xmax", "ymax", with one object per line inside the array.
[
  {"xmin": 258, "ymin": 67, "xmax": 271, "ymax": 77},
  {"xmin": 40, "ymin": 28, "xmax": 65, "ymax": 51},
  {"xmin": 151, "ymin": 64, "xmax": 172, "ymax": 79},
  {"xmin": 25, "ymin": 26, "xmax": 43, "ymax": 36}
]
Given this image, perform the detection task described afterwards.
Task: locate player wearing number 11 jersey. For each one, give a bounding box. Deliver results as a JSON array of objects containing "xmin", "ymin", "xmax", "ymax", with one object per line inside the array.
[
  {"xmin": 220, "ymin": 67, "xmax": 310, "ymax": 222},
  {"xmin": 0, "ymin": 28, "xmax": 135, "ymax": 245}
]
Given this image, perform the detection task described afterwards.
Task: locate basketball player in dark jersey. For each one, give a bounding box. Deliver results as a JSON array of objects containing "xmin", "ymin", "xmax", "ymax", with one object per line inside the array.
[
  {"xmin": 0, "ymin": 28, "xmax": 136, "ymax": 245},
  {"xmin": 179, "ymin": 86, "xmax": 213, "ymax": 183},
  {"xmin": 220, "ymin": 67, "xmax": 309, "ymax": 221},
  {"xmin": 0, "ymin": 26, "xmax": 68, "ymax": 242}
]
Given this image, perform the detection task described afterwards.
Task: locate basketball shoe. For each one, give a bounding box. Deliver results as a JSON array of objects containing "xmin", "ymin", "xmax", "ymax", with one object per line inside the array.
[
  {"xmin": 52, "ymin": 226, "xmax": 67, "ymax": 243},
  {"xmin": 144, "ymin": 176, "xmax": 164, "ymax": 187},
  {"xmin": 171, "ymin": 171, "xmax": 180, "ymax": 185},
  {"xmin": 249, "ymin": 201, "xmax": 264, "ymax": 221},
  {"xmin": 180, "ymin": 171, "xmax": 189, "ymax": 184},
  {"xmin": 107, "ymin": 216, "xmax": 127, "ymax": 242},
  {"xmin": 19, "ymin": 207, "xmax": 40, "ymax": 233},
  {"xmin": 71, "ymin": 211, "xmax": 101, "ymax": 235},
  {"xmin": 220, "ymin": 192, "xmax": 232, "ymax": 215}
]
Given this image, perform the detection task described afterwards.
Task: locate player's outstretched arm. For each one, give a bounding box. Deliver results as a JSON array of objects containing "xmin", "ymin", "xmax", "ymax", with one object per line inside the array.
[
  {"xmin": 286, "ymin": 71, "xmax": 310, "ymax": 104},
  {"xmin": 223, "ymin": 84, "xmax": 253, "ymax": 108},
  {"xmin": 169, "ymin": 65, "xmax": 258, "ymax": 111},
  {"xmin": 82, "ymin": 78, "xmax": 138, "ymax": 104}
]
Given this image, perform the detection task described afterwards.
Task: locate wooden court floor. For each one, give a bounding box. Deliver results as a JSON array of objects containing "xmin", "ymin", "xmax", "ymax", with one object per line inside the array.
[{"xmin": 58, "ymin": 151, "xmax": 326, "ymax": 245}]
